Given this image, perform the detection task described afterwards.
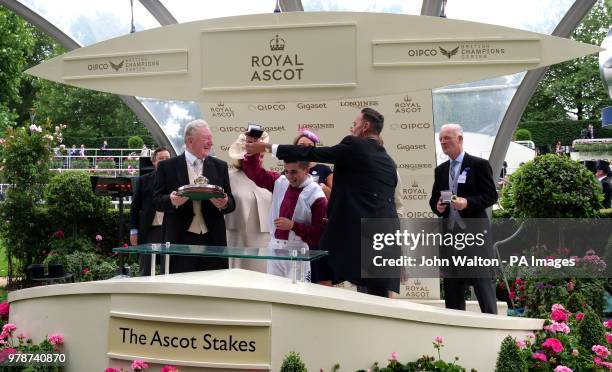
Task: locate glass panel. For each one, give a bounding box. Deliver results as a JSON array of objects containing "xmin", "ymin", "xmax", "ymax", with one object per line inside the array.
[
  {"xmin": 18, "ymin": 0, "xmax": 160, "ymax": 46},
  {"xmin": 433, "ymin": 0, "xmax": 576, "ymax": 161},
  {"xmin": 138, "ymin": 98, "xmax": 202, "ymax": 154},
  {"xmin": 445, "ymin": 0, "xmax": 574, "ymax": 34},
  {"xmin": 160, "ymin": 0, "xmax": 275, "ymax": 23},
  {"xmin": 114, "ymin": 243, "xmax": 329, "ymax": 262},
  {"xmin": 303, "ymin": 0, "xmax": 422, "ymax": 14}
]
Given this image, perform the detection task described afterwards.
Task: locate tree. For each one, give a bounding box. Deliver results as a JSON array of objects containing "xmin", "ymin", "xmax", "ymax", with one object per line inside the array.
[
  {"xmin": 0, "ymin": 6, "xmax": 35, "ymax": 132},
  {"xmin": 33, "ymin": 80, "xmax": 152, "ymax": 148},
  {"xmin": 522, "ymin": 0, "xmax": 612, "ymax": 123}
]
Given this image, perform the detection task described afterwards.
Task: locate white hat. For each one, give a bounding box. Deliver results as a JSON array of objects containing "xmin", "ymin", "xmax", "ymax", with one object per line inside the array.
[{"xmin": 228, "ymin": 131, "xmax": 270, "ymax": 160}]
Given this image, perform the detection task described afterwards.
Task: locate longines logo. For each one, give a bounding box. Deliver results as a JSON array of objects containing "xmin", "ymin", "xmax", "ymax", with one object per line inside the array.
[
  {"xmin": 296, "ymin": 102, "xmax": 327, "ymax": 111},
  {"xmin": 86, "ymin": 56, "xmax": 161, "ymax": 73},
  {"xmin": 250, "ymin": 35, "xmax": 305, "ymax": 82},
  {"xmin": 396, "ymin": 144, "xmax": 427, "ymax": 152},
  {"xmin": 298, "ymin": 123, "xmax": 334, "ymax": 130},
  {"xmin": 248, "ymin": 104, "xmax": 286, "ymax": 112},
  {"xmin": 209, "ymin": 103, "xmax": 235, "ymax": 119},
  {"xmin": 394, "ymin": 95, "xmax": 422, "ymax": 114},
  {"xmin": 398, "ymin": 163, "xmax": 432, "ymax": 170},
  {"xmin": 390, "ymin": 123, "xmax": 431, "ymax": 130},
  {"xmin": 339, "ymin": 100, "xmax": 379, "ymax": 108},
  {"xmin": 211, "ymin": 125, "xmax": 285, "ymax": 133}
]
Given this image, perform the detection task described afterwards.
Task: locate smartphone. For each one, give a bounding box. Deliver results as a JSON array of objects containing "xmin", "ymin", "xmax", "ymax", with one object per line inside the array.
[{"xmin": 246, "ymin": 124, "xmax": 264, "ymax": 138}]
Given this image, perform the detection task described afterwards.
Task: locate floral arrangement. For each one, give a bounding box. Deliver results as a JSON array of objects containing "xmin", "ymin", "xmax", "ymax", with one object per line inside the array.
[
  {"xmin": 104, "ymin": 361, "xmax": 178, "ymax": 371},
  {"xmin": 502, "ymin": 303, "xmax": 612, "ymax": 371},
  {"xmin": 357, "ymin": 336, "xmax": 468, "ymax": 372}
]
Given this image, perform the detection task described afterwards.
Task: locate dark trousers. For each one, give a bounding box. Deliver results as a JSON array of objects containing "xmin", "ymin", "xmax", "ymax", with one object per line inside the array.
[
  {"xmin": 444, "ymin": 277, "xmax": 497, "ymax": 314},
  {"xmin": 169, "ymin": 232, "xmax": 228, "ymax": 274},
  {"xmin": 357, "ymin": 284, "xmax": 388, "ymax": 298},
  {"xmin": 138, "ymin": 226, "xmax": 163, "ymax": 276}
]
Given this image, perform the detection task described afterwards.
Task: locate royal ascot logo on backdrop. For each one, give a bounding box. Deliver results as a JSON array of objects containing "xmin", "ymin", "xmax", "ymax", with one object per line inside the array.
[
  {"xmin": 394, "ymin": 95, "xmax": 422, "ymax": 114},
  {"xmin": 396, "ymin": 144, "xmax": 428, "ymax": 152},
  {"xmin": 403, "ymin": 279, "xmax": 431, "ymax": 298},
  {"xmin": 390, "ymin": 122, "xmax": 431, "ymax": 131},
  {"xmin": 298, "ymin": 123, "xmax": 335, "ymax": 130},
  {"xmin": 338, "ymin": 100, "xmax": 379, "ymax": 109},
  {"xmin": 250, "ymin": 35, "xmax": 305, "ymax": 82},
  {"xmin": 209, "ymin": 103, "xmax": 235, "ymax": 119},
  {"xmin": 402, "ymin": 179, "xmax": 429, "ymax": 201},
  {"xmin": 296, "ymin": 102, "xmax": 328, "ymax": 111},
  {"xmin": 248, "ymin": 103, "xmax": 287, "ymax": 112}
]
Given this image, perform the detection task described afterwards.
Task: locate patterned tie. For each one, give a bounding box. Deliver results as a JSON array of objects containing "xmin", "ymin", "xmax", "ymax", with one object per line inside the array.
[
  {"xmin": 193, "ymin": 158, "xmax": 203, "ymax": 175},
  {"xmin": 450, "ymin": 160, "xmax": 458, "ymax": 181}
]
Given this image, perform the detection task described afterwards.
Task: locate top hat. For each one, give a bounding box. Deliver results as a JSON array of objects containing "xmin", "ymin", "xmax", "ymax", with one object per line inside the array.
[{"xmin": 228, "ymin": 131, "xmax": 269, "ymax": 160}]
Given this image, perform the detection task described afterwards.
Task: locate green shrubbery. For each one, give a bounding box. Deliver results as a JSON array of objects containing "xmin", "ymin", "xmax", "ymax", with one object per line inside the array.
[{"xmin": 514, "ymin": 128, "xmax": 532, "ymax": 141}]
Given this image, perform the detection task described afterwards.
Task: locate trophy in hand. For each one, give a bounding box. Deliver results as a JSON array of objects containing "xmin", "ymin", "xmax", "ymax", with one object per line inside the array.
[{"xmin": 177, "ymin": 176, "xmax": 225, "ymax": 201}]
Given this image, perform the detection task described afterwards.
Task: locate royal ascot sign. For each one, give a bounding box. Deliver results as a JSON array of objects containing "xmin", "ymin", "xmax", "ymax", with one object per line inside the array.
[
  {"xmin": 27, "ymin": 12, "xmax": 597, "ymax": 102},
  {"xmin": 107, "ymin": 316, "xmax": 270, "ymax": 367},
  {"xmin": 201, "ymin": 23, "xmax": 356, "ymax": 91}
]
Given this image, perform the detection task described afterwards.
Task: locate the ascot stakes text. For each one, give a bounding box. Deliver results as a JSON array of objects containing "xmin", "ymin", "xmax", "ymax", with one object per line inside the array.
[{"xmin": 119, "ymin": 327, "xmax": 257, "ymax": 352}]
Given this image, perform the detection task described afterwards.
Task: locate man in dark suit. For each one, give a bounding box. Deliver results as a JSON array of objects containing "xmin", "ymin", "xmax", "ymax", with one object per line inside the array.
[
  {"xmin": 246, "ymin": 108, "xmax": 399, "ymax": 297},
  {"xmin": 429, "ymin": 124, "xmax": 498, "ymax": 314},
  {"xmin": 129, "ymin": 147, "xmax": 171, "ymax": 276},
  {"xmin": 153, "ymin": 120, "xmax": 235, "ymax": 273},
  {"xmin": 596, "ymin": 160, "xmax": 612, "ymax": 209}
]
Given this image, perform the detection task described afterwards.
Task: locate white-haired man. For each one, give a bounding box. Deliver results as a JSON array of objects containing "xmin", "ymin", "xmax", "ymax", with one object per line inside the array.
[
  {"xmin": 154, "ymin": 120, "xmax": 235, "ymax": 273},
  {"xmin": 429, "ymin": 124, "xmax": 498, "ymax": 314}
]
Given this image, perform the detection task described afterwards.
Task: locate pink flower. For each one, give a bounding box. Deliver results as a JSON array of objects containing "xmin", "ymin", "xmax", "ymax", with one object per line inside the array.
[
  {"xmin": 525, "ymin": 332, "xmax": 536, "ymax": 339},
  {"xmin": 47, "ymin": 333, "xmax": 64, "ymax": 346},
  {"xmin": 607, "ymin": 333, "xmax": 612, "ymax": 344},
  {"xmin": 551, "ymin": 304, "xmax": 566, "ymax": 312},
  {"xmin": 516, "ymin": 339, "xmax": 526, "ymax": 349},
  {"xmin": 123, "ymin": 243, "xmax": 129, "ymax": 248},
  {"xmin": 131, "ymin": 359, "xmax": 149, "ymax": 370},
  {"xmin": 2, "ymin": 324, "xmax": 16, "ymax": 334},
  {"xmin": 53, "ymin": 230, "xmax": 64, "ymax": 239},
  {"xmin": 160, "ymin": 366, "xmax": 178, "ymax": 372},
  {"xmin": 605, "ymin": 320, "xmax": 612, "ymax": 329},
  {"xmin": 17, "ymin": 333, "xmax": 26, "ymax": 341},
  {"xmin": 390, "ymin": 351, "xmax": 398, "ymax": 360},
  {"xmin": 532, "ymin": 352, "xmax": 547, "ymax": 361},
  {"xmin": 0, "ymin": 348, "xmax": 17, "ymax": 363},
  {"xmin": 542, "ymin": 338, "xmax": 563, "ymax": 354},
  {"xmin": 551, "ymin": 309, "xmax": 568, "ymax": 322},
  {"xmin": 554, "ymin": 366, "xmax": 573, "ymax": 372},
  {"xmin": 567, "ymin": 281, "xmax": 575, "ymax": 292},
  {"xmin": 95, "ymin": 234, "xmax": 103, "ymax": 241},
  {"xmin": 435, "ymin": 336, "xmax": 444, "ymax": 344},
  {"xmin": 544, "ymin": 322, "xmax": 571, "ymax": 334},
  {"xmin": 104, "ymin": 369, "xmax": 120, "ymax": 372},
  {"xmin": 82, "ymin": 268, "xmax": 90, "ymax": 274},
  {"xmin": 593, "ymin": 345, "xmax": 610, "ymax": 358},
  {"xmin": 576, "ymin": 312, "xmax": 584, "ymax": 321},
  {"xmin": 0, "ymin": 138, "xmax": 5, "ymax": 146},
  {"xmin": 29, "ymin": 124, "xmax": 41, "ymax": 133},
  {"xmin": 0, "ymin": 301, "xmax": 9, "ymax": 321}
]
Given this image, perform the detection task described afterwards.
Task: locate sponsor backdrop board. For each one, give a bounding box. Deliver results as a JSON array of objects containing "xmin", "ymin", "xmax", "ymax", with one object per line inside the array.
[{"xmin": 201, "ymin": 89, "xmax": 439, "ymax": 298}]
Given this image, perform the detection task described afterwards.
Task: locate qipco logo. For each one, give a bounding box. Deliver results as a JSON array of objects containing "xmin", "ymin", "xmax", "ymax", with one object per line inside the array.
[{"xmin": 248, "ymin": 104, "xmax": 286, "ymax": 112}]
